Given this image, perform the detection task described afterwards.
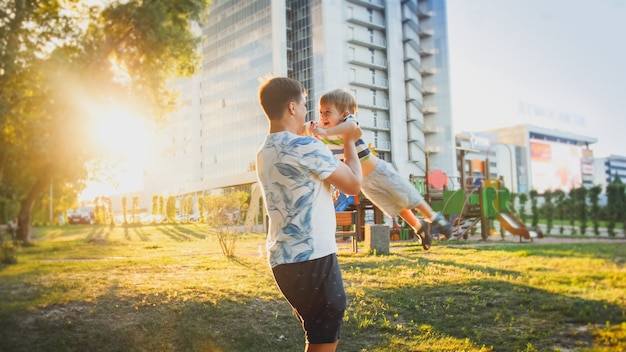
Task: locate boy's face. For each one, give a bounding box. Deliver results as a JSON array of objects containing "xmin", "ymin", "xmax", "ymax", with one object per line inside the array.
[{"xmin": 318, "ymin": 102, "xmax": 346, "ymax": 129}]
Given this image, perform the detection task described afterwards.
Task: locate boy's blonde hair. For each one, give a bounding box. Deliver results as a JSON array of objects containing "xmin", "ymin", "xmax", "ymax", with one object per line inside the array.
[{"xmin": 319, "ymin": 89, "xmax": 358, "ymax": 116}]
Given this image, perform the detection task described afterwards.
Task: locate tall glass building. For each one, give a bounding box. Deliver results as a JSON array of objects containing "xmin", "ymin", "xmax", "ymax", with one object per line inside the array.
[{"xmin": 145, "ymin": 0, "xmax": 456, "ymax": 198}]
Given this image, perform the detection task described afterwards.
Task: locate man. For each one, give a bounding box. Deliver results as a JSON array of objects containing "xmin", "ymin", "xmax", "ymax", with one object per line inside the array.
[{"xmin": 256, "ymin": 77, "xmax": 362, "ymax": 352}]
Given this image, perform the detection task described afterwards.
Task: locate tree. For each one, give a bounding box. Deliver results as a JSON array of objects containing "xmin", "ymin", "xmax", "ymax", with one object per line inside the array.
[
  {"xmin": 529, "ymin": 190, "xmax": 539, "ymax": 228},
  {"xmin": 567, "ymin": 188, "xmax": 577, "ymax": 229},
  {"xmin": 151, "ymin": 195, "xmax": 160, "ymax": 223},
  {"xmin": 542, "ymin": 190, "xmax": 554, "ymax": 235},
  {"xmin": 606, "ymin": 175, "xmax": 625, "ymax": 237},
  {"xmin": 166, "ymin": 196, "xmax": 176, "ymax": 223},
  {"xmin": 121, "ymin": 196, "xmax": 128, "ymax": 224},
  {"xmin": 197, "ymin": 194, "xmax": 206, "ymax": 223},
  {"xmin": 588, "ymin": 186, "xmax": 602, "ymax": 236},
  {"xmin": 205, "ymin": 191, "xmax": 250, "ymax": 257},
  {"xmin": 572, "ymin": 187, "xmax": 588, "ymax": 235},
  {"xmin": 0, "ymin": 0, "xmax": 211, "ymax": 244},
  {"xmin": 159, "ymin": 195, "xmax": 166, "ymax": 222},
  {"xmin": 131, "ymin": 196, "xmax": 139, "ymax": 223},
  {"xmin": 94, "ymin": 197, "xmax": 106, "ymax": 224},
  {"xmin": 518, "ymin": 193, "xmax": 528, "ymax": 224},
  {"xmin": 553, "ymin": 190, "xmax": 566, "ymax": 235}
]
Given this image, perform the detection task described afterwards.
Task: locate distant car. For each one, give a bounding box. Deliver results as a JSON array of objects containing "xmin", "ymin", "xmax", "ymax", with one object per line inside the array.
[{"xmin": 68, "ymin": 205, "xmax": 95, "ymax": 225}]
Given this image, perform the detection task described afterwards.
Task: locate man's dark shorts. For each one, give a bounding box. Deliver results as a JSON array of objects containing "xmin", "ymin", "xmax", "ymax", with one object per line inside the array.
[{"xmin": 272, "ymin": 253, "xmax": 347, "ymax": 344}]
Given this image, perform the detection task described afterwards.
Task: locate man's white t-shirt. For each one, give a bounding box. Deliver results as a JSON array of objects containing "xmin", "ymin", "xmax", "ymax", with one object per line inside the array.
[{"xmin": 256, "ymin": 132, "xmax": 340, "ymax": 268}]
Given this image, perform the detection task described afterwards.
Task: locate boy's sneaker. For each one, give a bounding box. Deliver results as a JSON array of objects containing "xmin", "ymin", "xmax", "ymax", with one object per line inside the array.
[
  {"xmin": 415, "ymin": 219, "xmax": 432, "ymax": 250},
  {"xmin": 432, "ymin": 213, "xmax": 452, "ymax": 240}
]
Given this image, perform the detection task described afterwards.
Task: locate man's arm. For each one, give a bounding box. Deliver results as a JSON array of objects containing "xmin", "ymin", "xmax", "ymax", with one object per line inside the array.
[{"xmin": 326, "ymin": 128, "xmax": 363, "ymax": 195}]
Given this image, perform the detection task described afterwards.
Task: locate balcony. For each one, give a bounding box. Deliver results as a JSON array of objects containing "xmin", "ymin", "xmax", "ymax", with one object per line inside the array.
[
  {"xmin": 422, "ymin": 106, "xmax": 438, "ymax": 114},
  {"xmin": 403, "ymin": 24, "xmax": 420, "ymax": 45},
  {"xmin": 359, "ymin": 98, "xmax": 389, "ymax": 110},
  {"xmin": 402, "ymin": 12, "xmax": 418, "ymax": 32},
  {"xmin": 347, "ymin": 0, "xmax": 385, "ymax": 10},
  {"xmin": 408, "ymin": 137, "xmax": 426, "ymax": 151},
  {"xmin": 405, "ymin": 57, "xmax": 420, "ymax": 71},
  {"xmin": 350, "ymin": 75, "xmax": 389, "ymax": 89},
  {"xmin": 375, "ymin": 140, "xmax": 391, "ymax": 152},
  {"xmin": 348, "ymin": 33, "xmax": 387, "ymax": 50},
  {"xmin": 348, "ymin": 13, "xmax": 385, "ymax": 30},
  {"xmin": 349, "ymin": 56, "xmax": 388, "ymax": 70},
  {"xmin": 420, "ymin": 67, "xmax": 437, "ymax": 75},
  {"xmin": 406, "ymin": 117, "xmax": 424, "ymax": 131},
  {"xmin": 375, "ymin": 119, "xmax": 391, "ymax": 130},
  {"xmin": 362, "ymin": 119, "xmax": 390, "ymax": 131},
  {"xmin": 404, "ymin": 36, "xmax": 420, "ymax": 53},
  {"xmin": 426, "ymin": 146, "xmax": 442, "ymax": 154},
  {"xmin": 406, "ymin": 102, "xmax": 423, "ymax": 119},
  {"xmin": 418, "ymin": 9, "xmax": 434, "ymax": 19},
  {"xmin": 419, "ymin": 47, "xmax": 436, "ymax": 56},
  {"xmin": 405, "ymin": 75, "xmax": 421, "ymax": 89},
  {"xmin": 418, "ymin": 26, "xmax": 434, "ymax": 37},
  {"xmin": 421, "ymin": 86, "xmax": 437, "ymax": 95},
  {"xmin": 423, "ymin": 124, "xmax": 441, "ymax": 134}
]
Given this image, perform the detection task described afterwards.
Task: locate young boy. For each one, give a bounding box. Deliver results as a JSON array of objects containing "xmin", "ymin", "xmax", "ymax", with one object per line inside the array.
[
  {"xmin": 308, "ymin": 88, "xmax": 452, "ymax": 249},
  {"xmin": 256, "ymin": 77, "xmax": 363, "ymax": 352}
]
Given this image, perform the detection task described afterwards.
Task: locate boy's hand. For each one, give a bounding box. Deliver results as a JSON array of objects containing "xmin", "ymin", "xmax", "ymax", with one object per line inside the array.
[{"xmin": 312, "ymin": 125, "xmax": 328, "ymax": 137}]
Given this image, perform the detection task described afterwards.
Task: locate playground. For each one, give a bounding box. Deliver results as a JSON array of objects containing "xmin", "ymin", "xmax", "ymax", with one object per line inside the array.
[{"xmin": 331, "ymin": 168, "xmax": 547, "ymax": 247}]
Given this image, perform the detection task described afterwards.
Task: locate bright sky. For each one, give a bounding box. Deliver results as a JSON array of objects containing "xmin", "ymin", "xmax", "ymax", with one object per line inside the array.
[{"xmin": 446, "ymin": 0, "xmax": 626, "ymax": 157}]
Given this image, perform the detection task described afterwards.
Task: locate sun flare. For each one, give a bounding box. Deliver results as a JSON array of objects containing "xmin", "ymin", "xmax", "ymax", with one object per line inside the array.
[{"xmin": 80, "ymin": 104, "xmax": 154, "ymax": 202}]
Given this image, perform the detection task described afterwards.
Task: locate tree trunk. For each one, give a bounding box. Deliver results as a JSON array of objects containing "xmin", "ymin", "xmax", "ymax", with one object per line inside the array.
[{"xmin": 17, "ymin": 170, "xmax": 52, "ymax": 245}]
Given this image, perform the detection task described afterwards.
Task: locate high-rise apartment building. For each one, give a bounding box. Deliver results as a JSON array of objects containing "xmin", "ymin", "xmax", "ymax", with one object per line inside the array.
[{"xmin": 145, "ymin": 0, "xmax": 456, "ymax": 198}]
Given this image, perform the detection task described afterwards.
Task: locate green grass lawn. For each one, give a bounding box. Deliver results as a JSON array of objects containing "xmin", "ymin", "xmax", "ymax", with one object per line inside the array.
[{"xmin": 1, "ymin": 224, "xmax": 625, "ymax": 352}]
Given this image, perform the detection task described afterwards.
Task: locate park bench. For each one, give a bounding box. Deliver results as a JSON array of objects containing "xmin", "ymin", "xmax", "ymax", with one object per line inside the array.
[{"xmin": 335, "ymin": 211, "xmax": 358, "ymax": 253}]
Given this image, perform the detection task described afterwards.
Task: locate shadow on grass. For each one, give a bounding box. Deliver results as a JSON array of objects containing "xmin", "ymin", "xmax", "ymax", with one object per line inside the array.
[
  {"xmin": 342, "ymin": 278, "xmax": 624, "ymax": 351},
  {"xmin": 8, "ymin": 276, "xmax": 284, "ymax": 352},
  {"xmin": 156, "ymin": 224, "xmax": 207, "ymax": 241},
  {"xmin": 470, "ymin": 242, "xmax": 626, "ymax": 262},
  {"xmin": 152, "ymin": 226, "xmax": 200, "ymax": 241},
  {"xmin": 338, "ymin": 250, "xmax": 625, "ymax": 351},
  {"xmin": 0, "ymin": 272, "xmax": 302, "ymax": 352},
  {"xmin": 1, "ymin": 272, "xmax": 621, "ymax": 352}
]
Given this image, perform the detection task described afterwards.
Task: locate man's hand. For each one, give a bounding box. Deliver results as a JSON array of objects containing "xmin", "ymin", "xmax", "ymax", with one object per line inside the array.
[
  {"xmin": 342, "ymin": 125, "xmax": 362, "ymax": 143},
  {"xmin": 306, "ymin": 121, "xmax": 316, "ymax": 136}
]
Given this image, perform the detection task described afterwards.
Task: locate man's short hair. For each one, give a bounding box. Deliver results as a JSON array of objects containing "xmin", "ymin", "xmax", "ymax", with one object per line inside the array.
[{"xmin": 259, "ymin": 76, "xmax": 307, "ymax": 120}]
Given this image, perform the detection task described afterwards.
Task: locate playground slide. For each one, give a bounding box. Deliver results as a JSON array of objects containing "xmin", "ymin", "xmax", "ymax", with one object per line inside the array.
[
  {"xmin": 334, "ymin": 193, "xmax": 354, "ymax": 211},
  {"xmin": 497, "ymin": 211, "xmax": 543, "ymax": 239}
]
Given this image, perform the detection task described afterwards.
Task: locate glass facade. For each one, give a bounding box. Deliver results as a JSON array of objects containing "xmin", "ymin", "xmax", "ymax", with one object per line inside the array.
[
  {"xmin": 200, "ymin": 0, "xmax": 273, "ymax": 187},
  {"xmin": 287, "ymin": 0, "xmax": 315, "ymax": 118}
]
